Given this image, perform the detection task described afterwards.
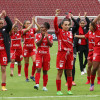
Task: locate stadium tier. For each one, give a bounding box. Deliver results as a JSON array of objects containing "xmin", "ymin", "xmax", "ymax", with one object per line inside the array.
[{"xmin": 0, "ymin": 0, "xmax": 100, "ymax": 23}]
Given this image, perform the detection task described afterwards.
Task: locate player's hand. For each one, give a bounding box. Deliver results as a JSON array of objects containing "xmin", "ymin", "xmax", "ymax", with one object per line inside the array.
[
  {"xmin": 78, "ymin": 12, "xmax": 81, "ymax": 18},
  {"xmin": 55, "ymin": 9, "xmax": 60, "ymax": 15},
  {"xmin": 14, "ymin": 17, "xmax": 18, "ymax": 24},
  {"xmin": 32, "ymin": 16, "xmax": 35, "ymax": 23},
  {"xmin": 2, "ymin": 10, "xmax": 6, "ymax": 16},
  {"xmin": 41, "ymin": 31, "xmax": 45, "ymax": 37},
  {"xmin": 84, "ymin": 12, "xmax": 87, "ymax": 17},
  {"xmin": 45, "ymin": 32, "xmax": 48, "ymax": 37}
]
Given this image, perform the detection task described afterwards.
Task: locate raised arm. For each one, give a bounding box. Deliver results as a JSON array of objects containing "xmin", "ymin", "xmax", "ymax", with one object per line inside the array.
[
  {"xmin": 54, "ymin": 9, "xmax": 60, "ymax": 33},
  {"xmin": 34, "ymin": 17, "xmax": 40, "ymax": 33},
  {"xmin": 76, "ymin": 13, "xmax": 81, "ymax": 23},
  {"xmin": 23, "ymin": 17, "xmax": 34, "ymax": 34},
  {"xmin": 14, "ymin": 17, "xmax": 23, "ymax": 26},
  {"xmin": 84, "ymin": 12, "xmax": 90, "ymax": 29},
  {"xmin": 74, "ymin": 34, "xmax": 85, "ymax": 39},
  {"xmin": 93, "ymin": 14, "xmax": 100, "ymax": 23},
  {"xmin": 1, "ymin": 10, "xmax": 12, "ymax": 32}
]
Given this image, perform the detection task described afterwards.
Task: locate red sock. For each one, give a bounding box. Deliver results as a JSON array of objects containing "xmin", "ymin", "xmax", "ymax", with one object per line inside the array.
[
  {"xmin": 18, "ymin": 65, "xmax": 21, "ymax": 74},
  {"xmin": 91, "ymin": 75, "xmax": 95, "ymax": 84},
  {"xmin": 24, "ymin": 63, "xmax": 29, "ymax": 79},
  {"xmin": 1, "ymin": 83, "xmax": 6, "ymax": 86},
  {"xmin": 43, "ymin": 74, "xmax": 48, "ymax": 87},
  {"xmin": 35, "ymin": 73, "xmax": 40, "ymax": 84},
  {"xmin": 67, "ymin": 77, "xmax": 72, "ymax": 91},
  {"xmin": 97, "ymin": 77, "xmax": 100, "ymax": 82},
  {"xmin": 56, "ymin": 80, "xmax": 61, "ymax": 91},
  {"xmin": 87, "ymin": 76, "xmax": 90, "ymax": 82},
  {"xmin": 10, "ymin": 63, "xmax": 14, "ymax": 68},
  {"xmin": 31, "ymin": 62, "xmax": 36, "ymax": 76}
]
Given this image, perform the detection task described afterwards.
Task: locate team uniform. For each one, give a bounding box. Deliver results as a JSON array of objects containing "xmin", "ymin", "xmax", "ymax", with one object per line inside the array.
[
  {"xmin": 54, "ymin": 16, "xmax": 75, "ymax": 93},
  {"xmin": 34, "ymin": 33, "xmax": 53, "ymax": 89},
  {"xmin": 10, "ymin": 31, "xmax": 23, "ymax": 62},
  {"xmin": 22, "ymin": 28, "xmax": 36, "ymax": 80},
  {"xmin": 93, "ymin": 25, "xmax": 100, "ymax": 62},
  {"xmin": 22, "ymin": 28, "xmax": 36, "ymax": 57},
  {"xmin": 85, "ymin": 31, "xmax": 95, "ymax": 62},
  {"xmin": 0, "ymin": 32, "xmax": 7, "ymax": 66},
  {"xmin": 35, "ymin": 33, "xmax": 53, "ymax": 70}
]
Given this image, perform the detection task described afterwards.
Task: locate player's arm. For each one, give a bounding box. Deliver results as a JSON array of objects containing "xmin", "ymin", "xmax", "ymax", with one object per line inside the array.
[
  {"xmin": 93, "ymin": 14, "xmax": 100, "ymax": 23},
  {"xmin": 84, "ymin": 12, "xmax": 90, "ymax": 29},
  {"xmin": 36, "ymin": 33, "xmax": 45, "ymax": 46},
  {"xmin": 54, "ymin": 9, "xmax": 60, "ymax": 33},
  {"xmin": 45, "ymin": 32, "xmax": 53, "ymax": 47},
  {"xmin": 14, "ymin": 17, "xmax": 23, "ymax": 26},
  {"xmin": 34, "ymin": 18, "xmax": 40, "ymax": 33},
  {"xmin": 1, "ymin": 10, "xmax": 12, "ymax": 32},
  {"xmin": 74, "ymin": 34, "xmax": 85, "ymax": 39},
  {"xmin": 23, "ymin": 17, "xmax": 34, "ymax": 34},
  {"xmin": 70, "ymin": 14, "xmax": 79, "ymax": 34},
  {"xmin": 76, "ymin": 13, "xmax": 81, "ymax": 23}
]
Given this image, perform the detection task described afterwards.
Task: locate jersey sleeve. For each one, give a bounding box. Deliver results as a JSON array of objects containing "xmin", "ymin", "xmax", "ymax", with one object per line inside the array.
[{"xmin": 85, "ymin": 32, "xmax": 89, "ymax": 39}]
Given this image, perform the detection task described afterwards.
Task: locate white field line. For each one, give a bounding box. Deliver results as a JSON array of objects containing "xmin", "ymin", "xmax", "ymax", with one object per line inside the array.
[{"xmin": 0, "ymin": 95, "xmax": 100, "ymax": 99}]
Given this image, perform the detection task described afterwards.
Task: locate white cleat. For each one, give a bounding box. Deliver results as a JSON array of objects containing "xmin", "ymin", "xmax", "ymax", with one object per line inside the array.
[
  {"xmin": 42, "ymin": 87, "xmax": 48, "ymax": 91},
  {"xmin": 81, "ymin": 71, "xmax": 85, "ymax": 75},
  {"xmin": 84, "ymin": 68, "xmax": 87, "ymax": 74}
]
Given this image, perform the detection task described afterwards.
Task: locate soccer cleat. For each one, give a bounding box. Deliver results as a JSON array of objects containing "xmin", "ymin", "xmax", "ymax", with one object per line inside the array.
[
  {"xmin": 72, "ymin": 81, "xmax": 76, "ymax": 86},
  {"xmin": 30, "ymin": 76, "xmax": 35, "ymax": 81},
  {"xmin": 56, "ymin": 91, "xmax": 63, "ymax": 95},
  {"xmin": 42, "ymin": 87, "xmax": 48, "ymax": 91},
  {"xmin": 18, "ymin": 74, "xmax": 21, "ymax": 76},
  {"xmin": 81, "ymin": 71, "xmax": 85, "ymax": 75},
  {"xmin": 1, "ymin": 86, "xmax": 7, "ymax": 91},
  {"xmin": 67, "ymin": 91, "xmax": 73, "ymax": 95},
  {"xmin": 90, "ymin": 84, "xmax": 94, "ymax": 91},
  {"xmin": 85, "ymin": 81, "xmax": 90, "ymax": 84},
  {"xmin": 10, "ymin": 73, "xmax": 13, "ymax": 77},
  {"xmin": 84, "ymin": 68, "xmax": 87, "ymax": 74},
  {"xmin": 65, "ymin": 82, "xmax": 68, "ymax": 86},
  {"xmin": 26, "ymin": 78, "xmax": 29, "ymax": 82},
  {"xmin": 97, "ymin": 81, "xmax": 100, "ymax": 85},
  {"xmin": 34, "ymin": 84, "xmax": 39, "ymax": 90}
]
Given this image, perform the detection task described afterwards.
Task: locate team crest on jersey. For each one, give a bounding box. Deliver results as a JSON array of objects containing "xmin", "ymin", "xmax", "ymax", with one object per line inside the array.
[{"xmin": 43, "ymin": 43, "xmax": 45, "ymax": 45}]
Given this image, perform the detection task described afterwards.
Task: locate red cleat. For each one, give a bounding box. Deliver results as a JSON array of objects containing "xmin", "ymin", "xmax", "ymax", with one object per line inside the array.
[{"xmin": 85, "ymin": 81, "xmax": 90, "ymax": 84}]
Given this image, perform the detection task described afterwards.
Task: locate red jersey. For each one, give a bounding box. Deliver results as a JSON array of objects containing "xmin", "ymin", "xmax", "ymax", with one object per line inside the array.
[
  {"xmin": 22, "ymin": 28, "xmax": 36, "ymax": 48},
  {"xmin": 54, "ymin": 16, "xmax": 73, "ymax": 52},
  {"xmin": 94, "ymin": 25, "xmax": 100, "ymax": 47},
  {"xmin": 0, "ymin": 32, "xmax": 5, "ymax": 50},
  {"xmin": 78, "ymin": 26, "xmax": 87, "ymax": 45},
  {"xmin": 35, "ymin": 33, "xmax": 53, "ymax": 54},
  {"xmin": 85, "ymin": 31, "xmax": 95, "ymax": 52},
  {"xmin": 10, "ymin": 31, "xmax": 22, "ymax": 49}
]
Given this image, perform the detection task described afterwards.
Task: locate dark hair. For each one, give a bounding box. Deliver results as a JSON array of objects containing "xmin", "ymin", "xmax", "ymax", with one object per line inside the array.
[
  {"xmin": 23, "ymin": 20, "xmax": 29, "ymax": 29},
  {"xmin": 61, "ymin": 18, "xmax": 71, "ymax": 25},
  {"xmin": 90, "ymin": 22, "xmax": 96, "ymax": 31},
  {"xmin": 43, "ymin": 22, "xmax": 50, "ymax": 29},
  {"xmin": 14, "ymin": 25, "xmax": 18, "ymax": 28},
  {"xmin": 80, "ymin": 19, "xmax": 85, "ymax": 23}
]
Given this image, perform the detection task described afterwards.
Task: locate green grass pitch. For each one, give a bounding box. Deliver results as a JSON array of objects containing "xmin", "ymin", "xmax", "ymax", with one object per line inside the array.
[{"xmin": 0, "ymin": 41, "xmax": 100, "ymax": 100}]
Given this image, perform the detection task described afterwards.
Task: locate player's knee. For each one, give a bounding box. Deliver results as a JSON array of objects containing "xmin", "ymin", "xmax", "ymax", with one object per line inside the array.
[
  {"xmin": 37, "ymin": 68, "xmax": 41, "ymax": 73},
  {"xmin": 43, "ymin": 70, "xmax": 47, "ymax": 75}
]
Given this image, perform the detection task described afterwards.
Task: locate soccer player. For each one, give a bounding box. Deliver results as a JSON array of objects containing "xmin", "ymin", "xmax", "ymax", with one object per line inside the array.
[
  {"xmin": 90, "ymin": 14, "xmax": 100, "ymax": 91},
  {"xmin": 0, "ymin": 10, "xmax": 12, "ymax": 91},
  {"xmin": 76, "ymin": 12, "xmax": 90, "ymax": 75},
  {"xmin": 10, "ymin": 17, "xmax": 23, "ymax": 77},
  {"xmin": 75, "ymin": 22, "xmax": 100, "ymax": 84},
  {"xmin": 34, "ymin": 22, "xmax": 53, "ymax": 91},
  {"xmin": 54, "ymin": 9, "xmax": 79, "ymax": 95},
  {"xmin": 22, "ymin": 17, "xmax": 40, "ymax": 82}
]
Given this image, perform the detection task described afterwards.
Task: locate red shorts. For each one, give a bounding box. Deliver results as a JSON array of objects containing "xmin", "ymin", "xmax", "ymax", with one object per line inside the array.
[
  {"xmin": 93, "ymin": 47, "xmax": 100, "ymax": 62},
  {"xmin": 0, "ymin": 50, "xmax": 7, "ymax": 66},
  {"xmin": 10, "ymin": 49, "xmax": 23, "ymax": 61},
  {"xmin": 56, "ymin": 51, "xmax": 73, "ymax": 69},
  {"xmin": 23, "ymin": 47, "xmax": 36, "ymax": 57},
  {"xmin": 87, "ymin": 51, "xmax": 93, "ymax": 62},
  {"xmin": 36, "ymin": 53, "xmax": 50, "ymax": 71}
]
